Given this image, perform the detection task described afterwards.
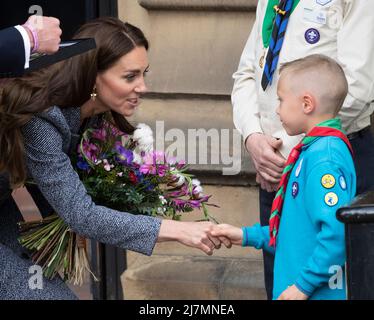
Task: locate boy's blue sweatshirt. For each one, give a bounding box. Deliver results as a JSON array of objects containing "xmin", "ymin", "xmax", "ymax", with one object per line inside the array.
[{"xmin": 243, "ymin": 136, "xmax": 356, "ymax": 300}]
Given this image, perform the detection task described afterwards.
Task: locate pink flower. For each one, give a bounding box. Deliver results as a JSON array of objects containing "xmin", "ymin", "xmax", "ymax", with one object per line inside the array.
[
  {"xmin": 139, "ymin": 151, "xmax": 170, "ymax": 177},
  {"xmin": 103, "ymin": 159, "xmax": 111, "ymax": 172}
]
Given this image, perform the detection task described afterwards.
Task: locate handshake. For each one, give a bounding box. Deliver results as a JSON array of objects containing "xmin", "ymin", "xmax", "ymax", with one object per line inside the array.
[
  {"xmin": 202, "ymin": 222, "xmax": 244, "ymax": 255},
  {"xmin": 158, "ymin": 220, "xmax": 243, "ymax": 256}
]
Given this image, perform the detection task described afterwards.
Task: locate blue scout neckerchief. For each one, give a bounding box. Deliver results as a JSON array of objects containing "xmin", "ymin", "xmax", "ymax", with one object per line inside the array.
[{"xmin": 261, "ymin": 0, "xmax": 298, "ymax": 90}]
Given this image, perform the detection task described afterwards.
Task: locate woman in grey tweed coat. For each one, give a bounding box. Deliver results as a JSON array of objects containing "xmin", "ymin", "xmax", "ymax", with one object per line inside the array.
[{"xmin": 0, "ymin": 18, "xmax": 228, "ymax": 299}]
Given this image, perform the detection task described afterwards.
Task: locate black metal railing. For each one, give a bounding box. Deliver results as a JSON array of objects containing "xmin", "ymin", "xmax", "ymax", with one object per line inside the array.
[
  {"xmin": 91, "ymin": 243, "xmax": 127, "ymax": 300},
  {"xmin": 337, "ymin": 192, "xmax": 374, "ymax": 300}
]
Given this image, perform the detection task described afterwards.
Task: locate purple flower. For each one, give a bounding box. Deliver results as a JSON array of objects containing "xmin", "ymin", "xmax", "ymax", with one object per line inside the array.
[
  {"xmin": 81, "ymin": 141, "xmax": 99, "ymax": 163},
  {"xmin": 175, "ymin": 160, "xmax": 186, "ymax": 170},
  {"xmin": 92, "ymin": 128, "xmax": 107, "ymax": 141},
  {"xmin": 115, "ymin": 145, "xmax": 134, "ymax": 166},
  {"xmin": 172, "ymin": 199, "xmax": 187, "ymax": 207},
  {"xmin": 139, "ymin": 163, "xmax": 168, "ymax": 177},
  {"xmin": 77, "ymin": 156, "xmax": 90, "ymax": 171}
]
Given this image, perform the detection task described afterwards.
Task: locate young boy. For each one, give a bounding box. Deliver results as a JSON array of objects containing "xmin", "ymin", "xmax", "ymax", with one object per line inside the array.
[{"xmin": 212, "ymin": 54, "xmax": 356, "ymax": 300}]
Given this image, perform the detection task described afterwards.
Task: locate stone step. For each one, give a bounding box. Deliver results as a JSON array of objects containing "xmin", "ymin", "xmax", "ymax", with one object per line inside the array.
[{"xmin": 121, "ymin": 254, "xmax": 266, "ymax": 300}]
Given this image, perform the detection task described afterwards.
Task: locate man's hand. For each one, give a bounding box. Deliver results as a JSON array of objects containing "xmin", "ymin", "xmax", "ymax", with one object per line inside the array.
[
  {"xmin": 24, "ymin": 15, "xmax": 62, "ymax": 54},
  {"xmin": 245, "ymin": 133, "xmax": 286, "ymax": 186},
  {"xmin": 277, "ymin": 285, "xmax": 309, "ymax": 300},
  {"xmin": 256, "ymin": 173, "xmax": 278, "ymax": 193}
]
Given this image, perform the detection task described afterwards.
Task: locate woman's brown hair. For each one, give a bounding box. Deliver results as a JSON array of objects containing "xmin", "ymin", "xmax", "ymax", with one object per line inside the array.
[{"xmin": 0, "ymin": 17, "xmax": 149, "ymax": 187}]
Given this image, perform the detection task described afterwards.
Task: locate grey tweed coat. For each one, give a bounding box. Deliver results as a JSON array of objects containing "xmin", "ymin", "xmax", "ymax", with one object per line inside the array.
[{"xmin": 0, "ymin": 106, "xmax": 162, "ymax": 300}]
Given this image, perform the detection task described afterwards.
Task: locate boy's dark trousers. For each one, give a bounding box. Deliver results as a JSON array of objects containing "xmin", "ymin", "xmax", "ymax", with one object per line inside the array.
[{"xmin": 259, "ymin": 126, "xmax": 374, "ymax": 300}]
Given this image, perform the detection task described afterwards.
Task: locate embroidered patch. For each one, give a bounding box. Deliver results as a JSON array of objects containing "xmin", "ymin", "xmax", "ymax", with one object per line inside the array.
[
  {"xmin": 316, "ymin": 0, "xmax": 332, "ymax": 6},
  {"xmin": 339, "ymin": 175, "xmax": 347, "ymax": 190},
  {"xmin": 305, "ymin": 28, "xmax": 320, "ymax": 44},
  {"xmin": 325, "ymin": 192, "xmax": 339, "ymax": 207},
  {"xmin": 292, "ymin": 182, "xmax": 299, "ymax": 198},
  {"xmin": 321, "ymin": 174, "xmax": 336, "ymax": 189},
  {"xmin": 295, "ymin": 158, "xmax": 304, "ymax": 178},
  {"xmin": 303, "ymin": 8, "xmax": 327, "ymax": 25}
]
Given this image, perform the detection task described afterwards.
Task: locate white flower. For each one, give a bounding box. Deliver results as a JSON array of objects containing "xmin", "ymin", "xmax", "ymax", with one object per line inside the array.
[
  {"xmin": 192, "ymin": 181, "xmax": 204, "ymax": 199},
  {"xmin": 117, "ymin": 172, "xmax": 123, "ymax": 177},
  {"xmin": 133, "ymin": 123, "xmax": 154, "ymax": 152},
  {"xmin": 134, "ymin": 123, "xmax": 153, "ymax": 137},
  {"xmin": 159, "ymin": 196, "xmax": 167, "ymax": 205},
  {"xmin": 192, "ymin": 179, "xmax": 201, "ymax": 187},
  {"xmin": 174, "ymin": 174, "xmax": 186, "ymax": 187},
  {"xmin": 171, "ymin": 174, "xmax": 185, "ymax": 187},
  {"xmin": 193, "ymin": 185, "xmax": 203, "ymax": 195},
  {"xmin": 132, "ymin": 152, "xmax": 143, "ymax": 165}
]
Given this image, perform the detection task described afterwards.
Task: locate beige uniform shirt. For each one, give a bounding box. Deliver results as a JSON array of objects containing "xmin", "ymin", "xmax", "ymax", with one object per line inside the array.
[{"xmin": 232, "ymin": 0, "xmax": 374, "ymax": 157}]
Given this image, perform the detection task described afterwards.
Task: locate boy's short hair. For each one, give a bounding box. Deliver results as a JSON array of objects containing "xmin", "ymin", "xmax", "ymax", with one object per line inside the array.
[{"xmin": 279, "ymin": 54, "xmax": 348, "ymax": 115}]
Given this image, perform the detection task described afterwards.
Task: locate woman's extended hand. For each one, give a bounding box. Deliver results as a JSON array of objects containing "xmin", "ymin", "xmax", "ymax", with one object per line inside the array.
[{"xmin": 158, "ymin": 220, "xmax": 231, "ymax": 255}]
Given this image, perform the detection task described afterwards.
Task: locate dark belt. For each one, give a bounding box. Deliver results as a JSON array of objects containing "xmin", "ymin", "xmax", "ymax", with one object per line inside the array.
[{"xmin": 347, "ymin": 126, "xmax": 372, "ymax": 140}]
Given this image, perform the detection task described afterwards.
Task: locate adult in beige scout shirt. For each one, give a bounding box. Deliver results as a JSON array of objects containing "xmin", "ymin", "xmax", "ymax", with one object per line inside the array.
[{"xmin": 232, "ymin": 0, "xmax": 374, "ymax": 299}]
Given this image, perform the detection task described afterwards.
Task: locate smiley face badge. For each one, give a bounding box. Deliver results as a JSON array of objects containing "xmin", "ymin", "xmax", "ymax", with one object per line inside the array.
[{"xmin": 321, "ymin": 174, "xmax": 336, "ymax": 189}]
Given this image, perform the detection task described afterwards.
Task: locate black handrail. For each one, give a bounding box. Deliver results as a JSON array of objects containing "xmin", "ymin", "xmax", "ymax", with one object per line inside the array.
[{"xmin": 337, "ymin": 192, "xmax": 374, "ymax": 300}]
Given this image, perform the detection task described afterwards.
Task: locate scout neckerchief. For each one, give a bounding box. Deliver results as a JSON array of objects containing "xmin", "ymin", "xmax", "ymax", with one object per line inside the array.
[
  {"xmin": 261, "ymin": 0, "xmax": 298, "ymax": 90},
  {"xmin": 262, "ymin": 0, "xmax": 300, "ymax": 49},
  {"xmin": 268, "ymin": 118, "xmax": 354, "ymax": 247}
]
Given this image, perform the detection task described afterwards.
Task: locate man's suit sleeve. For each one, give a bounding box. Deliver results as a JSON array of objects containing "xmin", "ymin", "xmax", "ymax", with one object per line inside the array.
[{"xmin": 0, "ymin": 27, "xmax": 27, "ymax": 77}]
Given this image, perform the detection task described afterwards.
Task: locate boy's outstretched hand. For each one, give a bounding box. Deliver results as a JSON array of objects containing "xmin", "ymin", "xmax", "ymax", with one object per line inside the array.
[
  {"xmin": 209, "ymin": 224, "xmax": 243, "ymax": 246},
  {"xmin": 277, "ymin": 285, "xmax": 308, "ymax": 300}
]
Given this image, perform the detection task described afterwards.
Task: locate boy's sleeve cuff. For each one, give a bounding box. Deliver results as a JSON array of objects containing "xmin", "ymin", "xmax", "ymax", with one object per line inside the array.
[
  {"xmin": 241, "ymin": 224, "xmax": 263, "ymax": 249},
  {"xmin": 295, "ymin": 277, "xmax": 316, "ymax": 297},
  {"xmin": 241, "ymin": 227, "xmax": 247, "ymax": 247}
]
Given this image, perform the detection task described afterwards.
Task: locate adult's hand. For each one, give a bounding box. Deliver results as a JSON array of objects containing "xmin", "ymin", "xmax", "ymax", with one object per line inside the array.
[
  {"xmin": 158, "ymin": 220, "xmax": 231, "ymax": 255},
  {"xmin": 245, "ymin": 133, "xmax": 286, "ymax": 185},
  {"xmin": 256, "ymin": 173, "xmax": 278, "ymax": 193},
  {"xmin": 23, "ymin": 15, "xmax": 62, "ymax": 54}
]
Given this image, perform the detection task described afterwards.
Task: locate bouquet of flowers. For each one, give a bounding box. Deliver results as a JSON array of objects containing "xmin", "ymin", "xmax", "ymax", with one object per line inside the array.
[{"xmin": 18, "ymin": 119, "xmax": 216, "ymax": 285}]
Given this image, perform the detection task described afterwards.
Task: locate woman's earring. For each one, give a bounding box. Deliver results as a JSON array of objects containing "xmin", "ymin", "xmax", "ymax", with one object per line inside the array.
[{"xmin": 91, "ymin": 86, "xmax": 98, "ymax": 101}]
